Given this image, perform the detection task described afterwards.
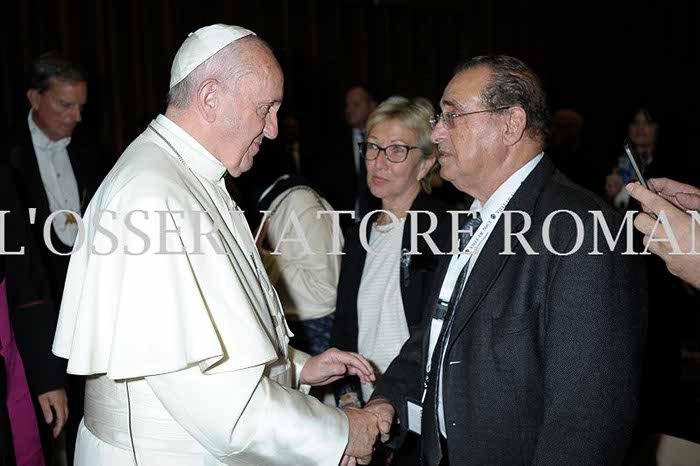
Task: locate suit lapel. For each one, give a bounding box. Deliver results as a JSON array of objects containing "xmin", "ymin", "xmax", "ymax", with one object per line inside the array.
[
  {"xmin": 445, "ymin": 157, "xmax": 555, "ymax": 355},
  {"xmin": 8, "ymin": 130, "xmax": 51, "ymax": 220},
  {"xmin": 444, "ymin": 216, "xmax": 521, "ymax": 353}
]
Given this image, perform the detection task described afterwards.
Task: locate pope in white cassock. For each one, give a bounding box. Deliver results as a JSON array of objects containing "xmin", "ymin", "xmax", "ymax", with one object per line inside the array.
[{"xmin": 51, "ymin": 24, "xmax": 382, "ymax": 465}]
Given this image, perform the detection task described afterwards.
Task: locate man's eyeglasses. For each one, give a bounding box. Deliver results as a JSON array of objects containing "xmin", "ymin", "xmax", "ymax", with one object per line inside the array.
[
  {"xmin": 429, "ymin": 106, "xmax": 512, "ymax": 129},
  {"xmin": 358, "ymin": 142, "xmax": 420, "ymax": 163}
]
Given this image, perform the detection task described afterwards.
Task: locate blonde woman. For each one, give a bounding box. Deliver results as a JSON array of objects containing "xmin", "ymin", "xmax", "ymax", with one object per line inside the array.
[{"xmin": 331, "ymin": 96, "xmax": 451, "ymax": 465}]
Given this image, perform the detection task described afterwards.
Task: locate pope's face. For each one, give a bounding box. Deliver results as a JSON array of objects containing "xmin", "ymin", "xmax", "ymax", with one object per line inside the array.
[
  {"xmin": 218, "ymin": 59, "xmax": 284, "ymax": 177},
  {"xmin": 27, "ymin": 78, "xmax": 87, "ymax": 141}
]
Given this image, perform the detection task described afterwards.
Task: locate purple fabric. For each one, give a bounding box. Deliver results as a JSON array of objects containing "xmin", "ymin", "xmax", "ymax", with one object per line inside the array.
[{"xmin": 0, "ymin": 279, "xmax": 44, "ymax": 466}]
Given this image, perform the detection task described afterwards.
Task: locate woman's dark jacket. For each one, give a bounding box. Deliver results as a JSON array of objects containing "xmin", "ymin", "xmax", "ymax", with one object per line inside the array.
[{"xmin": 330, "ymin": 191, "xmax": 452, "ymax": 355}]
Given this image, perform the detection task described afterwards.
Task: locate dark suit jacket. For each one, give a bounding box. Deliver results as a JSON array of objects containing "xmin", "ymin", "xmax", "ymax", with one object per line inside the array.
[
  {"xmin": 1, "ymin": 126, "xmax": 108, "ymax": 396},
  {"xmin": 373, "ymin": 156, "xmax": 647, "ymax": 466}
]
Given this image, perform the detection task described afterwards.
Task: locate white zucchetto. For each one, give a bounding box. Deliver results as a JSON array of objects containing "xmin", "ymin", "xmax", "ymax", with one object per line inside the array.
[{"xmin": 169, "ymin": 24, "xmax": 256, "ymax": 89}]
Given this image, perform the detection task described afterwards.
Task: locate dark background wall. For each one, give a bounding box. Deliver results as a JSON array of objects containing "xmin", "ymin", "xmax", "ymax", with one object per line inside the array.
[{"xmin": 2, "ymin": 0, "xmax": 699, "ymax": 179}]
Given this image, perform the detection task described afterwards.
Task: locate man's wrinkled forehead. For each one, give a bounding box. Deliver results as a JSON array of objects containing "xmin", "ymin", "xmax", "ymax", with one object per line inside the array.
[{"xmin": 440, "ymin": 68, "xmax": 487, "ymax": 110}]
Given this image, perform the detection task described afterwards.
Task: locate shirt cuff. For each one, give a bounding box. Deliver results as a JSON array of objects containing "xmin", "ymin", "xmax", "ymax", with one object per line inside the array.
[{"xmin": 289, "ymin": 346, "xmax": 312, "ymax": 391}]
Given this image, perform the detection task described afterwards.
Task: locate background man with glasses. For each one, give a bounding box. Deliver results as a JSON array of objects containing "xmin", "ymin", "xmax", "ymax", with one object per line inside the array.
[{"xmin": 363, "ymin": 55, "xmax": 646, "ymax": 465}]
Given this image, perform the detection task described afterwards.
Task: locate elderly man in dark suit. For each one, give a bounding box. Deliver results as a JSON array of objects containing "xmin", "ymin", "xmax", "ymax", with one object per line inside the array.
[
  {"xmin": 2, "ymin": 52, "xmax": 108, "ymax": 465},
  {"xmin": 363, "ymin": 56, "xmax": 646, "ymax": 466}
]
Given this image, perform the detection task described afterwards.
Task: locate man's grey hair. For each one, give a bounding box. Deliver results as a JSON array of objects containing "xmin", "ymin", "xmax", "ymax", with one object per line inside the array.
[
  {"xmin": 456, "ymin": 55, "xmax": 550, "ymax": 143},
  {"xmin": 167, "ymin": 36, "xmax": 273, "ymax": 109}
]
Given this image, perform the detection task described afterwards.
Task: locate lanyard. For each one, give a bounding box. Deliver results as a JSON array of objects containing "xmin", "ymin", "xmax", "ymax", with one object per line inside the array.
[
  {"xmin": 421, "ymin": 192, "xmax": 515, "ymax": 403},
  {"xmin": 434, "ymin": 192, "xmax": 515, "ymax": 318}
]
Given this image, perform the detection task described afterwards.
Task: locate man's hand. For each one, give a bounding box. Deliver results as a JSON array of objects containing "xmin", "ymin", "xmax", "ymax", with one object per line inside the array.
[
  {"xmin": 343, "ymin": 407, "xmax": 379, "ymax": 464},
  {"xmin": 339, "ymin": 455, "xmax": 357, "ymax": 466},
  {"xmin": 648, "ymin": 177, "xmax": 700, "ymax": 211},
  {"xmin": 627, "ymin": 182, "xmax": 700, "ymax": 288},
  {"xmin": 38, "ymin": 388, "xmax": 69, "ymax": 438},
  {"xmin": 300, "ymin": 348, "xmax": 375, "ymax": 386},
  {"xmin": 364, "ymin": 398, "xmax": 395, "ymax": 443}
]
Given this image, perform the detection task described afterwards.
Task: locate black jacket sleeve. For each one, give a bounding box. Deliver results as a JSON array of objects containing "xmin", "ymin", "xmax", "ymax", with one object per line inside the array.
[
  {"xmin": 0, "ymin": 164, "xmax": 67, "ymax": 395},
  {"xmin": 370, "ymin": 320, "xmax": 426, "ymax": 449}
]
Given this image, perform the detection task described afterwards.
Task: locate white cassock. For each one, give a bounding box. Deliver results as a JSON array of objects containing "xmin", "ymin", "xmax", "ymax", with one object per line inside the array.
[{"xmin": 52, "ymin": 115, "xmax": 349, "ymax": 465}]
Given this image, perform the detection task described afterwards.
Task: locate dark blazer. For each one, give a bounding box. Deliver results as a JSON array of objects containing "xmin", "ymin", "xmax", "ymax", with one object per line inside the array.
[
  {"xmin": 373, "ymin": 156, "xmax": 646, "ymax": 466},
  {"xmin": 330, "ymin": 191, "xmax": 452, "ymax": 355},
  {"xmin": 4, "ymin": 127, "xmax": 107, "ymax": 299},
  {"xmin": 1, "ymin": 126, "xmax": 108, "ymax": 396}
]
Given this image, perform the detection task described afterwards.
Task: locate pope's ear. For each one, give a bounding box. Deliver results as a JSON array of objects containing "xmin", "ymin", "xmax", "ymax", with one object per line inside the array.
[{"xmin": 196, "ymin": 79, "xmax": 222, "ymax": 123}]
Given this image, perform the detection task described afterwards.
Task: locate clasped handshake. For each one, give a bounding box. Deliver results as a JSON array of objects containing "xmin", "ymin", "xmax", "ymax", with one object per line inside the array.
[
  {"xmin": 298, "ymin": 348, "xmax": 396, "ymax": 466},
  {"xmin": 341, "ymin": 398, "xmax": 395, "ymax": 466}
]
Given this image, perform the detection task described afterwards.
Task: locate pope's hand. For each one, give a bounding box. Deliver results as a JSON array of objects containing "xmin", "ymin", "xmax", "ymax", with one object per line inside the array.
[
  {"xmin": 300, "ymin": 348, "xmax": 375, "ymax": 386},
  {"xmin": 343, "ymin": 407, "xmax": 379, "ymax": 463},
  {"xmin": 364, "ymin": 398, "xmax": 395, "ymax": 443}
]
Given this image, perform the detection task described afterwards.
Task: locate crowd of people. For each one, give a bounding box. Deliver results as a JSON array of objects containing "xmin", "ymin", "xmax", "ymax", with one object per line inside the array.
[{"xmin": 1, "ymin": 22, "xmax": 699, "ymax": 466}]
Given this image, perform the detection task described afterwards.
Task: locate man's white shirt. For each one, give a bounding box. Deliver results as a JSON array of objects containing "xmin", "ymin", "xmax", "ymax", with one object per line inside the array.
[{"xmin": 28, "ymin": 110, "xmax": 81, "ymax": 246}]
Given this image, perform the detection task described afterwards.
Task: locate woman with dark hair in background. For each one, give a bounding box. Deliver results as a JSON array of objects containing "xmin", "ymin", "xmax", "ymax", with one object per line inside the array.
[
  {"xmin": 604, "ymin": 103, "xmax": 691, "ymax": 209},
  {"xmin": 605, "ymin": 106, "xmax": 658, "ymax": 206}
]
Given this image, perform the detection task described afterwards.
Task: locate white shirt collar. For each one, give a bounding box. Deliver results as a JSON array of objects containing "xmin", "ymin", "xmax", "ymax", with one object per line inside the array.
[
  {"xmin": 153, "ymin": 114, "xmax": 227, "ymax": 182},
  {"xmin": 470, "ymin": 152, "xmax": 545, "ymax": 218},
  {"xmin": 27, "ymin": 110, "xmax": 71, "ymax": 152}
]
